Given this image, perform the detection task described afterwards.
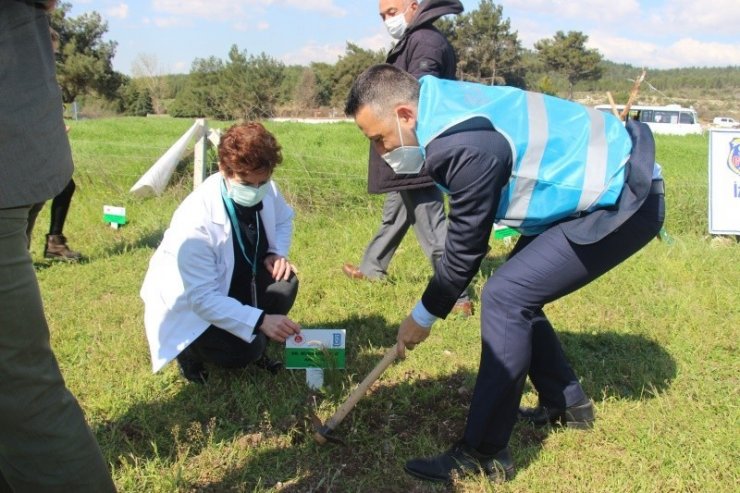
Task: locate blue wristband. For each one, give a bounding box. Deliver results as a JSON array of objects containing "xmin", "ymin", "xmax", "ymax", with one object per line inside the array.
[{"xmin": 411, "ymin": 301, "xmax": 437, "ymax": 329}]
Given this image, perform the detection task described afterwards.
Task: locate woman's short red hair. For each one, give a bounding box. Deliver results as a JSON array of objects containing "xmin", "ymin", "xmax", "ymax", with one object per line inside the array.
[{"xmin": 218, "ymin": 122, "xmax": 282, "ymax": 177}]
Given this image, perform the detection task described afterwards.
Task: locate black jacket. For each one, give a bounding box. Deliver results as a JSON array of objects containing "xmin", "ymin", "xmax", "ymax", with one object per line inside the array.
[{"xmin": 367, "ymin": 0, "xmax": 463, "ymax": 194}]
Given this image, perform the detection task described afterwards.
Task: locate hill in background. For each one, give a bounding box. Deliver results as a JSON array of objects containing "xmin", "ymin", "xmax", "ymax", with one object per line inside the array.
[{"xmin": 571, "ymin": 62, "xmax": 740, "ymax": 123}]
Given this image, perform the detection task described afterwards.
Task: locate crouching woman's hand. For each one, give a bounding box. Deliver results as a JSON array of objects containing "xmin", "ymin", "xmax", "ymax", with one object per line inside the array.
[
  {"xmin": 263, "ymin": 254, "xmax": 297, "ymax": 281},
  {"xmin": 258, "ymin": 314, "xmax": 301, "ymax": 343}
]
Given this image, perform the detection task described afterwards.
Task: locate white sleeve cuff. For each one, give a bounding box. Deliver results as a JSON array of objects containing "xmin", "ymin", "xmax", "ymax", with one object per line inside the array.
[{"xmin": 411, "ymin": 301, "xmax": 437, "ymax": 329}]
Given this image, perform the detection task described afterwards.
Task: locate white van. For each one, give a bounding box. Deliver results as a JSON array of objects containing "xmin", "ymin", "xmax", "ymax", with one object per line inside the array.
[
  {"xmin": 713, "ymin": 116, "xmax": 739, "ymax": 128},
  {"xmin": 594, "ymin": 104, "xmax": 702, "ymax": 135}
]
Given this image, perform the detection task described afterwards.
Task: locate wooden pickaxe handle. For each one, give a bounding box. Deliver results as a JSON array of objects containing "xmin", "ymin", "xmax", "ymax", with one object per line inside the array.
[{"xmin": 314, "ymin": 346, "xmax": 397, "ymax": 444}]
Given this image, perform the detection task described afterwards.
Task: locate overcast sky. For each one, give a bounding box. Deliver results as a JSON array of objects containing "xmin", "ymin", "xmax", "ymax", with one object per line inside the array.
[{"xmin": 68, "ymin": 0, "xmax": 740, "ymax": 75}]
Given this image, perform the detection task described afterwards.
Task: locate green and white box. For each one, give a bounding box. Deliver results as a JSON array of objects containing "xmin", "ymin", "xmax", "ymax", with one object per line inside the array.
[
  {"xmin": 493, "ymin": 223, "xmax": 519, "ymax": 240},
  {"xmin": 103, "ymin": 205, "xmax": 127, "ymax": 227},
  {"xmin": 285, "ymin": 329, "xmax": 346, "ymax": 369}
]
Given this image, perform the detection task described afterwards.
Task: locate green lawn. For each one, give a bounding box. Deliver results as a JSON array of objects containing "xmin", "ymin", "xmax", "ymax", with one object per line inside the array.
[{"xmin": 31, "ymin": 118, "xmax": 738, "ymax": 492}]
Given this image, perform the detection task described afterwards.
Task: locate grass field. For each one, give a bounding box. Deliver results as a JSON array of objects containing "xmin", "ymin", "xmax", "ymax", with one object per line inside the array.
[{"xmin": 30, "ymin": 117, "xmax": 739, "ymax": 492}]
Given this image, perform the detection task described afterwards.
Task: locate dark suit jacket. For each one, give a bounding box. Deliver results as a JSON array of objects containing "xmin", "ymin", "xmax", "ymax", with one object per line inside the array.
[
  {"xmin": 419, "ymin": 118, "xmax": 658, "ymax": 318},
  {"xmin": 560, "ymin": 120, "xmax": 656, "ymax": 245}
]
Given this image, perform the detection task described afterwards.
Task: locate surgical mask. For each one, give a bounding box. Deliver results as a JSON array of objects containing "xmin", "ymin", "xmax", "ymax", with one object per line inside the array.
[
  {"xmin": 227, "ymin": 180, "xmax": 269, "ymax": 207},
  {"xmin": 384, "ymin": 7, "xmax": 410, "ymax": 40},
  {"xmin": 381, "ymin": 113, "xmax": 425, "ymax": 174}
]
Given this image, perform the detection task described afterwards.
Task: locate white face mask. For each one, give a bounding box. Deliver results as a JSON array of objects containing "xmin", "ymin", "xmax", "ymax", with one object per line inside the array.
[
  {"xmin": 228, "ymin": 180, "xmax": 269, "ymax": 207},
  {"xmin": 384, "ymin": 6, "xmax": 410, "ymax": 40},
  {"xmin": 381, "ymin": 113, "xmax": 424, "ymax": 174}
]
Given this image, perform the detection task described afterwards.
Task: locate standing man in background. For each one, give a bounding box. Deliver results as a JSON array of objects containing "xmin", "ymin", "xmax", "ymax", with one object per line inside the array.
[
  {"xmin": 342, "ymin": 0, "xmax": 473, "ymax": 316},
  {"xmin": 0, "ymin": 2, "xmax": 116, "ymax": 491},
  {"xmin": 25, "ymin": 27, "xmax": 84, "ymax": 262}
]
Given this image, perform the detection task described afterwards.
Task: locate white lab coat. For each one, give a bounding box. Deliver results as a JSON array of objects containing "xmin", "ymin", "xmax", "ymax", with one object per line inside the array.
[{"xmin": 141, "ymin": 172, "xmax": 294, "ymax": 372}]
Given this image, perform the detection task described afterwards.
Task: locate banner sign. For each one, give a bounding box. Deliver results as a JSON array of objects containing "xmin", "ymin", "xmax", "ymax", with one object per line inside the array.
[{"xmin": 708, "ymin": 129, "xmax": 740, "ymax": 235}]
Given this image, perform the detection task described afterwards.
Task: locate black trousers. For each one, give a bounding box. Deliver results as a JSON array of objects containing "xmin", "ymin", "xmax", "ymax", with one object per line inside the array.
[
  {"xmin": 25, "ymin": 178, "xmax": 76, "ymax": 247},
  {"xmin": 180, "ymin": 270, "xmax": 298, "ymax": 369},
  {"xmin": 0, "ymin": 206, "xmax": 116, "ymax": 492},
  {"xmin": 463, "ymin": 192, "xmax": 665, "ymax": 453}
]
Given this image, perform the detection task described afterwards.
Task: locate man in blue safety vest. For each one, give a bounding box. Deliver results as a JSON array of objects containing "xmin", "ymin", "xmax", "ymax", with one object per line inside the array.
[{"xmin": 344, "ymin": 64, "xmax": 665, "ymax": 483}]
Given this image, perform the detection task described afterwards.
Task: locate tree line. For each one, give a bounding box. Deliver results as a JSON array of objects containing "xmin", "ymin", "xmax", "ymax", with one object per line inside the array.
[{"xmin": 51, "ymin": 0, "xmax": 740, "ymax": 120}]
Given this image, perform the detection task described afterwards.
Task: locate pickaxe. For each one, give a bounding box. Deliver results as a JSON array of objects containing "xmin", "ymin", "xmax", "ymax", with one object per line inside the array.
[{"xmin": 312, "ymin": 346, "xmax": 398, "ymax": 445}]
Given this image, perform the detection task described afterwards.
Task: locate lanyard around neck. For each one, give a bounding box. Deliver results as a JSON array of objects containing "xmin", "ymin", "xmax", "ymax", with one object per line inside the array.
[{"xmin": 220, "ymin": 178, "xmax": 260, "ymax": 277}]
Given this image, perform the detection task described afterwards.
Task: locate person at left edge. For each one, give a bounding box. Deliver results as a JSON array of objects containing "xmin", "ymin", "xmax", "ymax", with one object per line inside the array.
[
  {"xmin": 0, "ymin": 2, "xmax": 117, "ymax": 491},
  {"xmin": 141, "ymin": 122, "xmax": 301, "ymax": 383}
]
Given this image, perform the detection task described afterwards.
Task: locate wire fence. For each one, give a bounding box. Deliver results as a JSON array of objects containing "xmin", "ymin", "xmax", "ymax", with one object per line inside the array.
[
  {"xmin": 68, "ymin": 137, "xmax": 389, "ymax": 218},
  {"xmin": 71, "ymin": 142, "xmax": 370, "ymax": 179},
  {"xmin": 70, "ymin": 139, "xmax": 710, "ymax": 186},
  {"xmin": 67, "ymin": 133, "xmax": 713, "ymax": 234}
]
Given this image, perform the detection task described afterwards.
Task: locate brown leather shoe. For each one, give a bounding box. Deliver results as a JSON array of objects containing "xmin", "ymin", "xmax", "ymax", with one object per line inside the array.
[
  {"xmin": 342, "ymin": 263, "xmax": 367, "ymax": 280},
  {"xmin": 44, "ymin": 234, "xmax": 82, "ymax": 261},
  {"xmin": 451, "ymin": 300, "xmax": 473, "ymax": 317}
]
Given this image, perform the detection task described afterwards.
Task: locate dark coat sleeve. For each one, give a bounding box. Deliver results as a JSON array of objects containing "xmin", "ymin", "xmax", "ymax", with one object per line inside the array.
[
  {"xmin": 400, "ymin": 28, "xmax": 457, "ymax": 80},
  {"xmin": 420, "ymin": 126, "xmax": 513, "ymax": 318}
]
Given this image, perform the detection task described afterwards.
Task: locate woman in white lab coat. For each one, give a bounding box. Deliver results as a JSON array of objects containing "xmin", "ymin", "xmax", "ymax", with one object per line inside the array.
[{"xmin": 141, "ymin": 122, "xmax": 301, "ymax": 383}]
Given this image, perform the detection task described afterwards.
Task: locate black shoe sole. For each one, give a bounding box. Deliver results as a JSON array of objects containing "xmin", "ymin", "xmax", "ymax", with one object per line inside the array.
[
  {"xmin": 403, "ymin": 465, "xmax": 451, "ymax": 483},
  {"xmin": 403, "ymin": 464, "xmax": 515, "ymax": 484},
  {"xmin": 563, "ymin": 418, "xmax": 595, "ymax": 429},
  {"xmin": 44, "ymin": 254, "xmax": 81, "ymax": 261},
  {"xmin": 521, "ymin": 416, "xmax": 594, "ymax": 429}
]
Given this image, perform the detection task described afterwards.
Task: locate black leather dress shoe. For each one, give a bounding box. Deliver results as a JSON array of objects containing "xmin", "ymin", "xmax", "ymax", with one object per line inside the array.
[
  {"xmin": 404, "ymin": 441, "xmax": 515, "ymax": 483},
  {"xmin": 254, "ymin": 354, "xmax": 283, "ymax": 375},
  {"xmin": 177, "ymin": 355, "xmax": 208, "ymax": 384},
  {"xmin": 518, "ymin": 399, "xmax": 595, "ymax": 429}
]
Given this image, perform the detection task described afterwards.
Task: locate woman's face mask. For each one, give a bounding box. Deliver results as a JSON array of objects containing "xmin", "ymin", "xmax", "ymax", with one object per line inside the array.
[
  {"xmin": 381, "ymin": 112, "xmax": 424, "ymax": 174},
  {"xmin": 227, "ymin": 180, "xmax": 270, "ymax": 207}
]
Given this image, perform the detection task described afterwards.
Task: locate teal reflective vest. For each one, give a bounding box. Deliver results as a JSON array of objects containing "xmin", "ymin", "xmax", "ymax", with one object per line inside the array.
[{"xmin": 416, "ymin": 76, "xmax": 633, "ymax": 235}]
